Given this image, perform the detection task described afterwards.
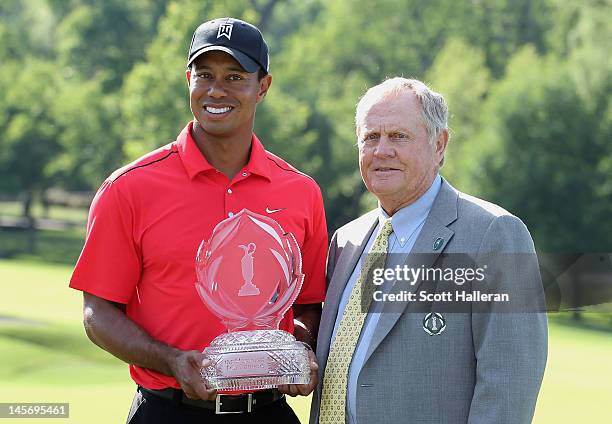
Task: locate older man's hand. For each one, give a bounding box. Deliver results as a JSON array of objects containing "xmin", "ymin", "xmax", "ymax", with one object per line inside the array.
[{"xmin": 278, "ymin": 349, "xmax": 319, "ymax": 397}]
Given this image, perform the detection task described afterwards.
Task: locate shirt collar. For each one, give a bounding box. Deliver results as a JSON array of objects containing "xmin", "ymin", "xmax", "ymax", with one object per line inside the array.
[
  {"xmin": 245, "ymin": 133, "xmax": 272, "ymax": 181},
  {"xmin": 176, "ymin": 121, "xmax": 271, "ymax": 181},
  {"xmin": 378, "ymin": 174, "xmax": 442, "ymax": 246}
]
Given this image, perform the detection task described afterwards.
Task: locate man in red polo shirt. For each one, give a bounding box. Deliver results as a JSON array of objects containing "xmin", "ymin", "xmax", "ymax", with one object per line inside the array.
[{"xmin": 70, "ymin": 17, "xmax": 327, "ymax": 423}]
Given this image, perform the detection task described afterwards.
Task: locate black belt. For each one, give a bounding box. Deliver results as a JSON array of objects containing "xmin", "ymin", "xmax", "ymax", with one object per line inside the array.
[{"xmin": 138, "ymin": 386, "xmax": 284, "ymax": 414}]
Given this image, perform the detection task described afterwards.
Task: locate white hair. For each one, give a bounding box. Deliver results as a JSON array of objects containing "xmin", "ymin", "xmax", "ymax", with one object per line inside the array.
[{"xmin": 355, "ymin": 77, "xmax": 449, "ymax": 147}]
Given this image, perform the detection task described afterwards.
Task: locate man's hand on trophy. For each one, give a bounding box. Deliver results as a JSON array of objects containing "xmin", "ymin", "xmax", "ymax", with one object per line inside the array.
[
  {"xmin": 169, "ymin": 350, "xmax": 217, "ymax": 400},
  {"xmin": 278, "ymin": 349, "xmax": 319, "ymax": 397}
]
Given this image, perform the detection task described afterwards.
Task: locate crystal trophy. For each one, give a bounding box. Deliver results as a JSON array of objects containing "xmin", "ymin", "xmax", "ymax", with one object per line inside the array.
[{"xmin": 195, "ymin": 209, "xmax": 311, "ymax": 391}]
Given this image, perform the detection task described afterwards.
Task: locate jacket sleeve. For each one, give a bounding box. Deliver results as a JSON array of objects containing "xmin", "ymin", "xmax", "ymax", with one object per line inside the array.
[{"xmin": 468, "ymin": 215, "xmax": 548, "ymax": 424}]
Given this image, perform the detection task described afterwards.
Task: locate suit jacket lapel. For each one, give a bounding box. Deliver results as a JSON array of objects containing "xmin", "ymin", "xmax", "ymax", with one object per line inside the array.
[
  {"xmin": 317, "ymin": 212, "xmax": 378, "ymax": 372},
  {"xmin": 364, "ymin": 179, "xmax": 459, "ymax": 363}
]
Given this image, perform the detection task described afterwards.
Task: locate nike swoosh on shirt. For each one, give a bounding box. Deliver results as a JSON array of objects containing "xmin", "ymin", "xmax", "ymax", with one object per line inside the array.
[{"xmin": 266, "ymin": 207, "xmax": 286, "ymax": 214}]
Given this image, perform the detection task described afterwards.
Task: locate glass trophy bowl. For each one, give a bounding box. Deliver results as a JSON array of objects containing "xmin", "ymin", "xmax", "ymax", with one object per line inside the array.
[{"xmin": 195, "ymin": 209, "xmax": 311, "ymax": 391}]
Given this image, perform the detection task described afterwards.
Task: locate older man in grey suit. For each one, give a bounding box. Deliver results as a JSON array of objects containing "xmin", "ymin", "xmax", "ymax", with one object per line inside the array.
[{"xmin": 310, "ymin": 78, "xmax": 547, "ymax": 424}]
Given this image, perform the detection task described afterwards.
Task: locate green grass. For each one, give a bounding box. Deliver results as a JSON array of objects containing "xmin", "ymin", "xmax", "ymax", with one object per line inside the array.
[
  {"xmin": 0, "ymin": 260, "xmax": 82, "ymax": 323},
  {"xmin": 0, "ymin": 259, "xmax": 610, "ymax": 423},
  {"xmin": 534, "ymin": 322, "xmax": 612, "ymax": 423}
]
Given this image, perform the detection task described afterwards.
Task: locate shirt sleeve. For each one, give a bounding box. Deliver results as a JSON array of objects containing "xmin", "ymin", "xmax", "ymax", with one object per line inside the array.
[
  {"xmin": 69, "ymin": 179, "xmax": 142, "ymax": 303},
  {"xmin": 295, "ymin": 182, "xmax": 328, "ymax": 304}
]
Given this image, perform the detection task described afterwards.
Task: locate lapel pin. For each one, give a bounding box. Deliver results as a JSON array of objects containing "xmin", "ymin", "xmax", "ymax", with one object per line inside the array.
[
  {"xmin": 423, "ymin": 312, "xmax": 446, "ymax": 336},
  {"xmin": 433, "ymin": 237, "xmax": 444, "ymax": 251}
]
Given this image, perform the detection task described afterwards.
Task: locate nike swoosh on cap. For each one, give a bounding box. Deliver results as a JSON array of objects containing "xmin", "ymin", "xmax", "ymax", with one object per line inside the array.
[{"xmin": 265, "ymin": 207, "xmax": 285, "ymax": 214}]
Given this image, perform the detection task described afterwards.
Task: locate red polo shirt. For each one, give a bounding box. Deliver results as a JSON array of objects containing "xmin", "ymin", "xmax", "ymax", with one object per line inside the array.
[{"xmin": 70, "ymin": 121, "xmax": 328, "ymax": 389}]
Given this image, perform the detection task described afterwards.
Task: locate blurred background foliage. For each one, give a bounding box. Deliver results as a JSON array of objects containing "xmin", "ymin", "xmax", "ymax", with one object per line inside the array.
[
  {"xmin": 0, "ymin": 0, "xmax": 610, "ymax": 253},
  {"xmin": 1, "ymin": 2, "xmax": 610, "ymax": 422}
]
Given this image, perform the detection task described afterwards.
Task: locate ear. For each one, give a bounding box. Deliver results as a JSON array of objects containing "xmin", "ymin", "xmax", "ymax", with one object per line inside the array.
[
  {"xmin": 435, "ymin": 129, "xmax": 449, "ymax": 166},
  {"xmin": 256, "ymin": 74, "xmax": 273, "ymax": 103},
  {"xmin": 435, "ymin": 129, "xmax": 449, "ymax": 156},
  {"xmin": 185, "ymin": 69, "xmax": 192, "ymax": 87}
]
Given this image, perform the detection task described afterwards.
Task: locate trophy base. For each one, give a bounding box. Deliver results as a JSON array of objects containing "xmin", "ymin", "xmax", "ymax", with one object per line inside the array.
[{"xmin": 202, "ymin": 330, "xmax": 311, "ymax": 391}]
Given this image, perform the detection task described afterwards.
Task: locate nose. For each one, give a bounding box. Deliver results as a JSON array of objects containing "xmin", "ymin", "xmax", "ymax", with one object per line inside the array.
[
  {"xmin": 373, "ymin": 136, "xmax": 395, "ymax": 158},
  {"xmin": 207, "ymin": 79, "xmax": 227, "ymax": 98}
]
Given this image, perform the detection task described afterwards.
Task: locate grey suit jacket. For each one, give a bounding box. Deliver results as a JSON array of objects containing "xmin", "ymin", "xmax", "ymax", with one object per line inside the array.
[{"xmin": 310, "ymin": 180, "xmax": 547, "ymax": 424}]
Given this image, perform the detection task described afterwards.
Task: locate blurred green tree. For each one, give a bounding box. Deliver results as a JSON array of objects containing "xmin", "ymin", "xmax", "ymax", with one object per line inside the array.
[
  {"xmin": 477, "ymin": 46, "xmax": 611, "ymax": 251},
  {"xmin": 54, "ymin": 0, "xmax": 168, "ymax": 92},
  {"xmin": 0, "ymin": 60, "xmax": 62, "ymax": 218},
  {"xmin": 426, "ymin": 37, "xmax": 492, "ymax": 195},
  {"xmin": 0, "ymin": 0, "xmax": 55, "ymax": 62},
  {"xmin": 1, "ymin": 0, "xmax": 609, "ymax": 244}
]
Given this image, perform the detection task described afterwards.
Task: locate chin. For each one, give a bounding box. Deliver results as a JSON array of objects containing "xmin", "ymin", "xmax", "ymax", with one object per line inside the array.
[
  {"xmin": 369, "ymin": 181, "xmax": 399, "ymax": 194},
  {"xmin": 200, "ymin": 123, "xmax": 233, "ymax": 136},
  {"xmin": 370, "ymin": 188, "xmax": 398, "ymax": 201}
]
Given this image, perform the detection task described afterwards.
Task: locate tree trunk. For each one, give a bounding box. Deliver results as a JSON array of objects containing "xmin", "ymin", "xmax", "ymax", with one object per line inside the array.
[
  {"xmin": 22, "ymin": 189, "xmax": 37, "ymax": 254},
  {"xmin": 41, "ymin": 190, "xmax": 50, "ymax": 219},
  {"xmin": 22, "ymin": 189, "xmax": 33, "ymax": 220}
]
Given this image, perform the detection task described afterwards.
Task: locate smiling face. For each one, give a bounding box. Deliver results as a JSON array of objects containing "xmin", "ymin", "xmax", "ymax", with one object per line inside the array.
[
  {"xmin": 357, "ymin": 90, "xmax": 447, "ymax": 215},
  {"xmin": 186, "ymin": 51, "xmax": 271, "ymax": 140}
]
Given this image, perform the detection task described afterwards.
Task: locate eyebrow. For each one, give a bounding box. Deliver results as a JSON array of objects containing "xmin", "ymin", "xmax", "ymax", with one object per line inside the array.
[
  {"xmin": 359, "ymin": 127, "xmax": 414, "ymax": 138},
  {"xmin": 361, "ymin": 129, "xmax": 379, "ymax": 136},
  {"xmin": 371, "ymin": 125, "xmax": 412, "ymax": 133}
]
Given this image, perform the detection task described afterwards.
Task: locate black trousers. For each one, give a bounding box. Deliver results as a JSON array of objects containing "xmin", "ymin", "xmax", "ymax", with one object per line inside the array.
[{"xmin": 127, "ymin": 389, "xmax": 301, "ymax": 424}]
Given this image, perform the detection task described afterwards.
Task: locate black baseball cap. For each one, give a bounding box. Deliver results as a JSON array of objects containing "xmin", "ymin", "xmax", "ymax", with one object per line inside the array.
[{"xmin": 187, "ymin": 17, "xmax": 269, "ymax": 74}]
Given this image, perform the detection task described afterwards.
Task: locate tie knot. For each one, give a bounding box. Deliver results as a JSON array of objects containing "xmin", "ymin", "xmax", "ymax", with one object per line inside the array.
[{"xmin": 380, "ymin": 219, "xmax": 393, "ymax": 238}]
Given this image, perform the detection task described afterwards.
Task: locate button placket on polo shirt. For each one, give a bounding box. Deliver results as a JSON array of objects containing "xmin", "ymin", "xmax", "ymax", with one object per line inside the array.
[
  {"xmin": 224, "ymin": 171, "xmax": 249, "ymax": 218},
  {"xmin": 193, "ymin": 170, "xmax": 228, "ymax": 219},
  {"xmin": 225, "ymin": 184, "xmax": 235, "ymax": 218}
]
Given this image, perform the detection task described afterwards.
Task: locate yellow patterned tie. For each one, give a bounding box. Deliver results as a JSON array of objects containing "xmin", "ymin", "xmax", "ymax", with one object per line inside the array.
[{"xmin": 319, "ymin": 219, "xmax": 394, "ymax": 423}]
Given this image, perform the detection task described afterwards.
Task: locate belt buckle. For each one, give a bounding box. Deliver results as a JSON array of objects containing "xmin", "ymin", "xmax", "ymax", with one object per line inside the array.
[{"xmin": 215, "ymin": 393, "xmax": 252, "ymax": 414}]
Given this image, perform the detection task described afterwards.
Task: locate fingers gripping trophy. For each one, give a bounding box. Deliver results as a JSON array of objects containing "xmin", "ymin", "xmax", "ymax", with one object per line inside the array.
[{"xmin": 195, "ymin": 209, "xmax": 311, "ymax": 391}]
